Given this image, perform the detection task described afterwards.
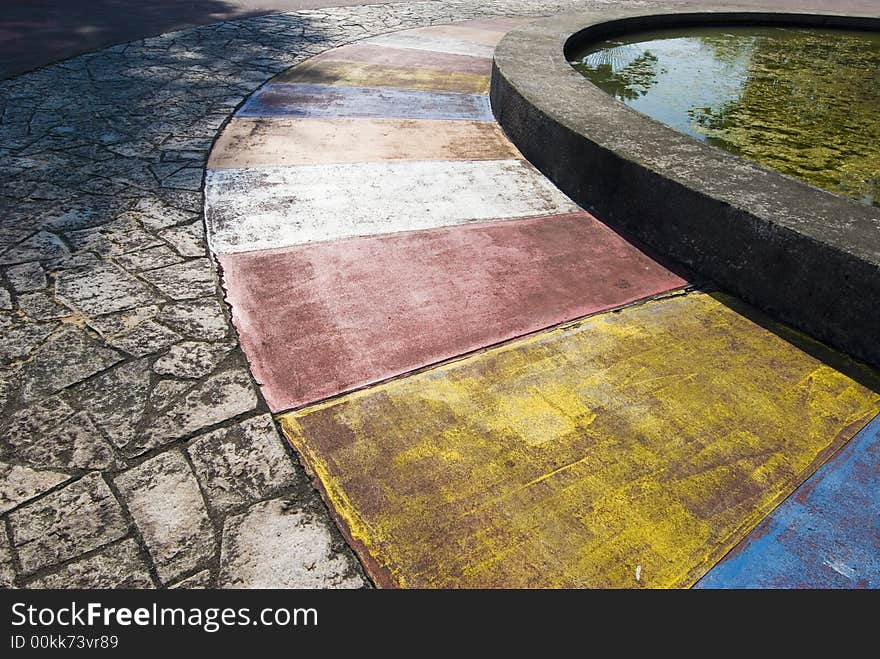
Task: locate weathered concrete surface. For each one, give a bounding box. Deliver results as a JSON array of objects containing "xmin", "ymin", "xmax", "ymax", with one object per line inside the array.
[
  {"xmin": 696, "ymin": 413, "xmax": 880, "ymax": 589},
  {"xmin": 220, "ymin": 213, "xmax": 687, "ymax": 411},
  {"xmin": 209, "ymin": 118, "xmax": 521, "ymax": 168},
  {"xmin": 279, "ymin": 293, "xmax": 880, "ymax": 588},
  {"xmin": 276, "ymin": 60, "xmax": 491, "ymax": 94},
  {"xmin": 491, "ymin": 6, "xmax": 880, "ymax": 369},
  {"xmin": 238, "ymin": 83, "xmax": 494, "ymax": 120},
  {"xmin": 308, "ymin": 43, "xmax": 493, "ymax": 75},
  {"xmin": 362, "ymin": 27, "xmax": 499, "ymax": 58},
  {"xmin": 206, "ymin": 160, "xmax": 580, "ymax": 253}
]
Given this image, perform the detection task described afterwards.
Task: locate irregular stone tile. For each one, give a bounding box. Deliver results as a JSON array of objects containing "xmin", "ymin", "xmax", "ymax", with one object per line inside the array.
[
  {"xmin": 6, "ymin": 262, "xmax": 46, "ymax": 292},
  {"xmin": 0, "ymin": 367, "xmax": 15, "ymax": 412},
  {"xmin": 188, "ymin": 414, "xmax": 297, "ymax": 515},
  {"xmin": 170, "ymin": 569, "xmax": 213, "ymax": 589},
  {"xmin": 159, "ymin": 221, "xmax": 206, "ymax": 257},
  {"xmin": 86, "ymin": 304, "xmax": 159, "ymax": 337},
  {"xmin": 65, "ymin": 412, "xmax": 121, "ymax": 470},
  {"xmin": 27, "ymin": 539, "xmax": 154, "ymax": 589},
  {"xmin": 140, "ymin": 259, "xmax": 216, "ymax": 300},
  {"xmin": 114, "ymin": 451, "xmax": 214, "ymax": 584},
  {"xmin": 0, "ymin": 521, "xmax": 15, "ymax": 588},
  {"xmin": 67, "ymin": 220, "xmax": 163, "ymax": 256},
  {"xmin": 131, "ymin": 196, "xmax": 196, "ymax": 231},
  {"xmin": 44, "ymin": 207, "xmax": 106, "ymax": 233},
  {"xmin": 149, "ymin": 379, "xmax": 192, "ymax": 411},
  {"xmin": 0, "ymin": 231, "xmax": 69, "ymax": 266},
  {"xmin": 157, "ymin": 297, "xmax": 228, "ymax": 341},
  {"xmin": 17, "ymin": 292, "xmax": 73, "ymax": 321},
  {"xmin": 9, "ymin": 473, "xmax": 128, "ymax": 574},
  {"xmin": 21, "ymin": 327, "xmax": 122, "ymax": 401},
  {"xmin": 48, "ymin": 252, "xmax": 98, "ymax": 270},
  {"xmin": 3, "ymin": 401, "xmax": 120, "ymax": 471},
  {"xmin": 0, "ymin": 315, "xmax": 55, "ymax": 363},
  {"xmin": 73, "ymin": 359, "xmax": 151, "ymax": 450},
  {"xmin": 153, "ymin": 341, "xmax": 233, "ymax": 379},
  {"xmin": 162, "ymin": 167, "xmax": 203, "ymax": 191},
  {"xmin": 137, "ymin": 367, "xmax": 258, "ymax": 454},
  {"xmin": 151, "ymin": 161, "xmax": 188, "ymax": 181},
  {"xmin": 0, "ymin": 462, "xmax": 71, "ymax": 514},
  {"xmin": 0, "ymin": 287, "xmax": 11, "ymax": 310},
  {"xmin": 56, "ymin": 262, "xmax": 156, "ymax": 316},
  {"xmin": 219, "ymin": 497, "xmax": 364, "ymax": 589},
  {"xmin": 1, "ymin": 394, "xmax": 74, "ymax": 435},
  {"xmin": 113, "ymin": 245, "xmax": 183, "ymax": 271},
  {"xmin": 106, "ymin": 319, "xmax": 181, "ymax": 357}
]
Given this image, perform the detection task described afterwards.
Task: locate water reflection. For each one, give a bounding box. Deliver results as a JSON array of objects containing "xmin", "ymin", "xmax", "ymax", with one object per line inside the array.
[{"xmin": 570, "ymin": 26, "xmax": 880, "ymax": 206}]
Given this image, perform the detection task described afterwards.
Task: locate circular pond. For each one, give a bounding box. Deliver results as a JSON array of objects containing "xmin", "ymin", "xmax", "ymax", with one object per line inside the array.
[{"xmin": 569, "ymin": 26, "xmax": 880, "ymax": 206}]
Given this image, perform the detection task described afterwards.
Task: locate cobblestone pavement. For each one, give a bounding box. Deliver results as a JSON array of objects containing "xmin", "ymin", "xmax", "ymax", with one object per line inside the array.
[
  {"xmin": 1, "ymin": 0, "xmax": 872, "ymax": 589},
  {"xmin": 0, "ymin": 0, "xmax": 684, "ymax": 590}
]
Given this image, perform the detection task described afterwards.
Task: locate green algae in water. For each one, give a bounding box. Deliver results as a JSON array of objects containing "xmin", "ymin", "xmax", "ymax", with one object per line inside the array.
[{"xmin": 569, "ymin": 26, "xmax": 880, "ymax": 206}]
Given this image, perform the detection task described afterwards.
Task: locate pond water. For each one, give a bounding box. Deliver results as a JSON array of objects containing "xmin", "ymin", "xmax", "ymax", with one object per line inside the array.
[{"xmin": 569, "ymin": 26, "xmax": 880, "ymax": 206}]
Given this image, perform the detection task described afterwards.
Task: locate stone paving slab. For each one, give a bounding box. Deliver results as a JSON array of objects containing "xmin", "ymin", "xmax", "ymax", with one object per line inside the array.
[
  {"xmin": 208, "ymin": 118, "xmax": 521, "ymax": 168},
  {"xmin": 27, "ymin": 538, "xmax": 154, "ymax": 589},
  {"xmin": 115, "ymin": 450, "xmax": 215, "ymax": 584},
  {"xmin": 205, "ymin": 160, "xmax": 580, "ymax": 254},
  {"xmin": 218, "ymin": 496, "xmax": 364, "ymax": 589},
  {"xmin": 279, "ymin": 293, "xmax": 880, "ymax": 588},
  {"xmin": 237, "ymin": 83, "xmax": 494, "ymax": 120},
  {"xmin": 219, "ymin": 213, "xmax": 687, "ymax": 411},
  {"xmin": 8, "ymin": 473, "xmax": 128, "ymax": 575}
]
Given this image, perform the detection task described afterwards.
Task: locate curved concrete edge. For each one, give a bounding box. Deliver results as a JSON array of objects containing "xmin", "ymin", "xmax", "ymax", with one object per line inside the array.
[{"xmin": 491, "ymin": 6, "xmax": 880, "ymax": 369}]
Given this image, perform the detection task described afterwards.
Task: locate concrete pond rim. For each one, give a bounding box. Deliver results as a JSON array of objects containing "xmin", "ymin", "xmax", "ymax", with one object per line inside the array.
[{"xmin": 490, "ymin": 6, "xmax": 880, "ymax": 370}]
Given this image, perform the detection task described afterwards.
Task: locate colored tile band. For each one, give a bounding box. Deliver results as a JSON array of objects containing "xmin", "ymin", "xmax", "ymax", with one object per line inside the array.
[
  {"xmin": 310, "ymin": 44, "xmax": 493, "ymax": 76},
  {"xmin": 278, "ymin": 293, "xmax": 880, "ymax": 588},
  {"xmin": 236, "ymin": 83, "xmax": 494, "ymax": 121},
  {"xmin": 696, "ymin": 414, "xmax": 880, "ymax": 589},
  {"xmin": 206, "ymin": 160, "xmax": 580, "ymax": 254},
  {"xmin": 276, "ymin": 60, "xmax": 491, "ymax": 94},
  {"xmin": 208, "ymin": 118, "xmax": 520, "ymax": 169},
  {"xmin": 219, "ymin": 212, "xmax": 687, "ymax": 411},
  {"xmin": 204, "ymin": 18, "xmax": 880, "ymax": 588}
]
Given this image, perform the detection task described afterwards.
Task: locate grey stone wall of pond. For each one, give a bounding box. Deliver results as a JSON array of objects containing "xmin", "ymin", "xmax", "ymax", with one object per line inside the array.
[{"xmin": 491, "ymin": 6, "xmax": 880, "ymax": 369}]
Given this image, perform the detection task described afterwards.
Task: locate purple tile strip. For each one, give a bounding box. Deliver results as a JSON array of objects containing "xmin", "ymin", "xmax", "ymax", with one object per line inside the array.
[{"xmin": 236, "ymin": 83, "xmax": 493, "ymax": 121}]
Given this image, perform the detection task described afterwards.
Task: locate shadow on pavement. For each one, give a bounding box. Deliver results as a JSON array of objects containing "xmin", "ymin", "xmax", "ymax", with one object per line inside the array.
[{"xmin": 0, "ymin": 0, "xmax": 366, "ymax": 79}]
